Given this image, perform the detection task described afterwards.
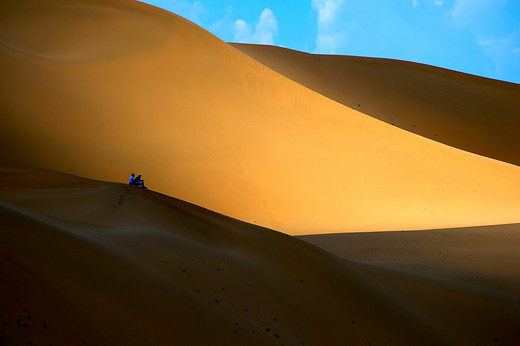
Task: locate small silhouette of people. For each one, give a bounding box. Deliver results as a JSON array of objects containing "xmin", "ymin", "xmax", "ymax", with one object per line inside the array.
[{"xmin": 129, "ymin": 173, "xmax": 146, "ymax": 188}]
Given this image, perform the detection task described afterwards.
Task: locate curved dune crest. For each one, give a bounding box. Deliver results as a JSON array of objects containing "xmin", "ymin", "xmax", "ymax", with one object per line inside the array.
[
  {"xmin": 0, "ymin": 167, "xmax": 439, "ymax": 345},
  {"xmin": 2, "ymin": 0, "xmax": 520, "ymax": 234},
  {"xmin": 231, "ymin": 43, "xmax": 520, "ymax": 167},
  {"xmin": 2, "ymin": 167, "xmax": 520, "ymax": 345}
]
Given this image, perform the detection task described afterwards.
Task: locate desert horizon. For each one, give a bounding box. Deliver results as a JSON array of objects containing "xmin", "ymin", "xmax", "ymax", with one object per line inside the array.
[{"xmin": 2, "ymin": 0, "xmax": 520, "ymax": 345}]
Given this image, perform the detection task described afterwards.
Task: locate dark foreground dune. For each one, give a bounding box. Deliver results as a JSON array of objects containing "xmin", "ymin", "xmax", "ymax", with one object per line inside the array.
[
  {"xmin": 1, "ymin": 166, "xmax": 520, "ymax": 345},
  {"xmin": 299, "ymin": 224, "xmax": 520, "ymax": 300}
]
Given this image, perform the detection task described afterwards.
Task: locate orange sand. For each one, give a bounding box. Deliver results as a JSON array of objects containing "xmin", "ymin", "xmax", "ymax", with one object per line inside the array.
[
  {"xmin": 232, "ymin": 43, "xmax": 520, "ymax": 167},
  {"xmin": 1, "ymin": 166, "xmax": 519, "ymax": 345},
  {"xmin": 2, "ymin": 1, "xmax": 520, "ymax": 344},
  {"xmin": 1, "ymin": 0, "xmax": 520, "ymax": 234}
]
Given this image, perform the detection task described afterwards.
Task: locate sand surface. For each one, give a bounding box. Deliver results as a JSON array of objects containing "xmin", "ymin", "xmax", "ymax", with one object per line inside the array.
[
  {"xmin": 2, "ymin": 0, "xmax": 520, "ymax": 234},
  {"xmin": 299, "ymin": 224, "xmax": 520, "ymax": 300},
  {"xmin": 2, "ymin": 1, "xmax": 520, "ymax": 344},
  {"xmin": 2, "ymin": 166, "xmax": 519, "ymax": 345},
  {"xmin": 232, "ymin": 43, "xmax": 520, "ymax": 167}
]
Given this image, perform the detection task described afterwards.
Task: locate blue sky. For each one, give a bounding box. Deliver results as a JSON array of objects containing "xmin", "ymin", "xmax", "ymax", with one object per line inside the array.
[{"xmin": 139, "ymin": 0, "xmax": 520, "ymax": 84}]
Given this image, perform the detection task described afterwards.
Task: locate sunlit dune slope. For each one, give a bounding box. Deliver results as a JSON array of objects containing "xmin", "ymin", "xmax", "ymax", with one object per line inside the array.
[
  {"xmin": 232, "ymin": 43, "xmax": 520, "ymax": 167},
  {"xmin": 2, "ymin": 166, "xmax": 519, "ymax": 345},
  {"xmin": 2, "ymin": 0, "xmax": 520, "ymax": 234}
]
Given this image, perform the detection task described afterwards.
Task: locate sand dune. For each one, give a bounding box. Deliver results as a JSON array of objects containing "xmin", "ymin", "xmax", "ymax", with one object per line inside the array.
[
  {"xmin": 2, "ymin": 166, "xmax": 519, "ymax": 345},
  {"xmin": 231, "ymin": 43, "xmax": 520, "ymax": 167},
  {"xmin": 299, "ymin": 224, "xmax": 520, "ymax": 299},
  {"xmin": 2, "ymin": 1, "xmax": 520, "ymax": 344},
  {"xmin": 2, "ymin": 0, "xmax": 520, "ymax": 234}
]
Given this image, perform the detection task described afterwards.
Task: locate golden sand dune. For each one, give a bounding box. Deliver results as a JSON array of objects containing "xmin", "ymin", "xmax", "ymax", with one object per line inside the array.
[
  {"xmin": 2, "ymin": 0, "xmax": 520, "ymax": 234},
  {"xmin": 2, "ymin": 1, "xmax": 520, "ymax": 344},
  {"xmin": 2, "ymin": 166, "xmax": 519, "ymax": 345},
  {"xmin": 232, "ymin": 43, "xmax": 520, "ymax": 167}
]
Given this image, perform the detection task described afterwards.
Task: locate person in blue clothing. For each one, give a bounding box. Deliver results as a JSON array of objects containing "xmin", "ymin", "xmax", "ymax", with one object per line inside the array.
[
  {"xmin": 134, "ymin": 174, "xmax": 146, "ymax": 188},
  {"xmin": 129, "ymin": 173, "xmax": 136, "ymax": 185},
  {"xmin": 129, "ymin": 173, "xmax": 147, "ymax": 188}
]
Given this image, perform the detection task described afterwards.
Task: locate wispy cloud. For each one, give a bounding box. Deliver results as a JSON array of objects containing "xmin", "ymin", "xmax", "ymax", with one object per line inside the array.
[
  {"xmin": 413, "ymin": 0, "xmax": 444, "ymax": 9},
  {"xmin": 313, "ymin": 0, "xmax": 345, "ymax": 24},
  {"xmin": 209, "ymin": 5, "xmax": 233, "ymax": 38},
  {"xmin": 312, "ymin": 0, "xmax": 346, "ymax": 53},
  {"xmin": 450, "ymin": 0, "xmax": 506, "ymax": 27},
  {"xmin": 477, "ymin": 35, "xmax": 518, "ymax": 76},
  {"xmin": 233, "ymin": 8, "xmax": 278, "ymax": 45},
  {"xmin": 449, "ymin": 0, "xmax": 519, "ymax": 81}
]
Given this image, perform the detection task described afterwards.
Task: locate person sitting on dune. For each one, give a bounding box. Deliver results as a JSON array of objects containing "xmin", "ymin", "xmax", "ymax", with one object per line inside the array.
[
  {"xmin": 129, "ymin": 173, "xmax": 136, "ymax": 185},
  {"xmin": 133, "ymin": 174, "xmax": 147, "ymax": 189}
]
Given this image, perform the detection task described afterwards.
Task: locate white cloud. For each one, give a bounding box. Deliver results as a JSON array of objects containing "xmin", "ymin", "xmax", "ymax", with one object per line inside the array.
[
  {"xmin": 234, "ymin": 19, "xmax": 249, "ymax": 41},
  {"xmin": 413, "ymin": 0, "xmax": 419, "ymax": 8},
  {"xmin": 435, "ymin": 0, "xmax": 443, "ymax": 6},
  {"xmin": 312, "ymin": 0, "xmax": 345, "ymax": 24},
  {"xmin": 315, "ymin": 34, "xmax": 344, "ymax": 53},
  {"xmin": 311, "ymin": 0, "xmax": 346, "ymax": 54},
  {"xmin": 233, "ymin": 8, "xmax": 278, "ymax": 45},
  {"xmin": 255, "ymin": 8, "xmax": 278, "ymax": 44}
]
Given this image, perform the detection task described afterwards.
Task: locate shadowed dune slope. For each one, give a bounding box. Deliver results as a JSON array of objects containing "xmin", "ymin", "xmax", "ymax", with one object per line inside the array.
[
  {"xmin": 231, "ymin": 43, "xmax": 520, "ymax": 167},
  {"xmin": 2, "ymin": 166, "xmax": 520, "ymax": 345},
  {"xmin": 299, "ymin": 223, "xmax": 520, "ymax": 300},
  {"xmin": 2, "ymin": 0, "xmax": 520, "ymax": 234}
]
